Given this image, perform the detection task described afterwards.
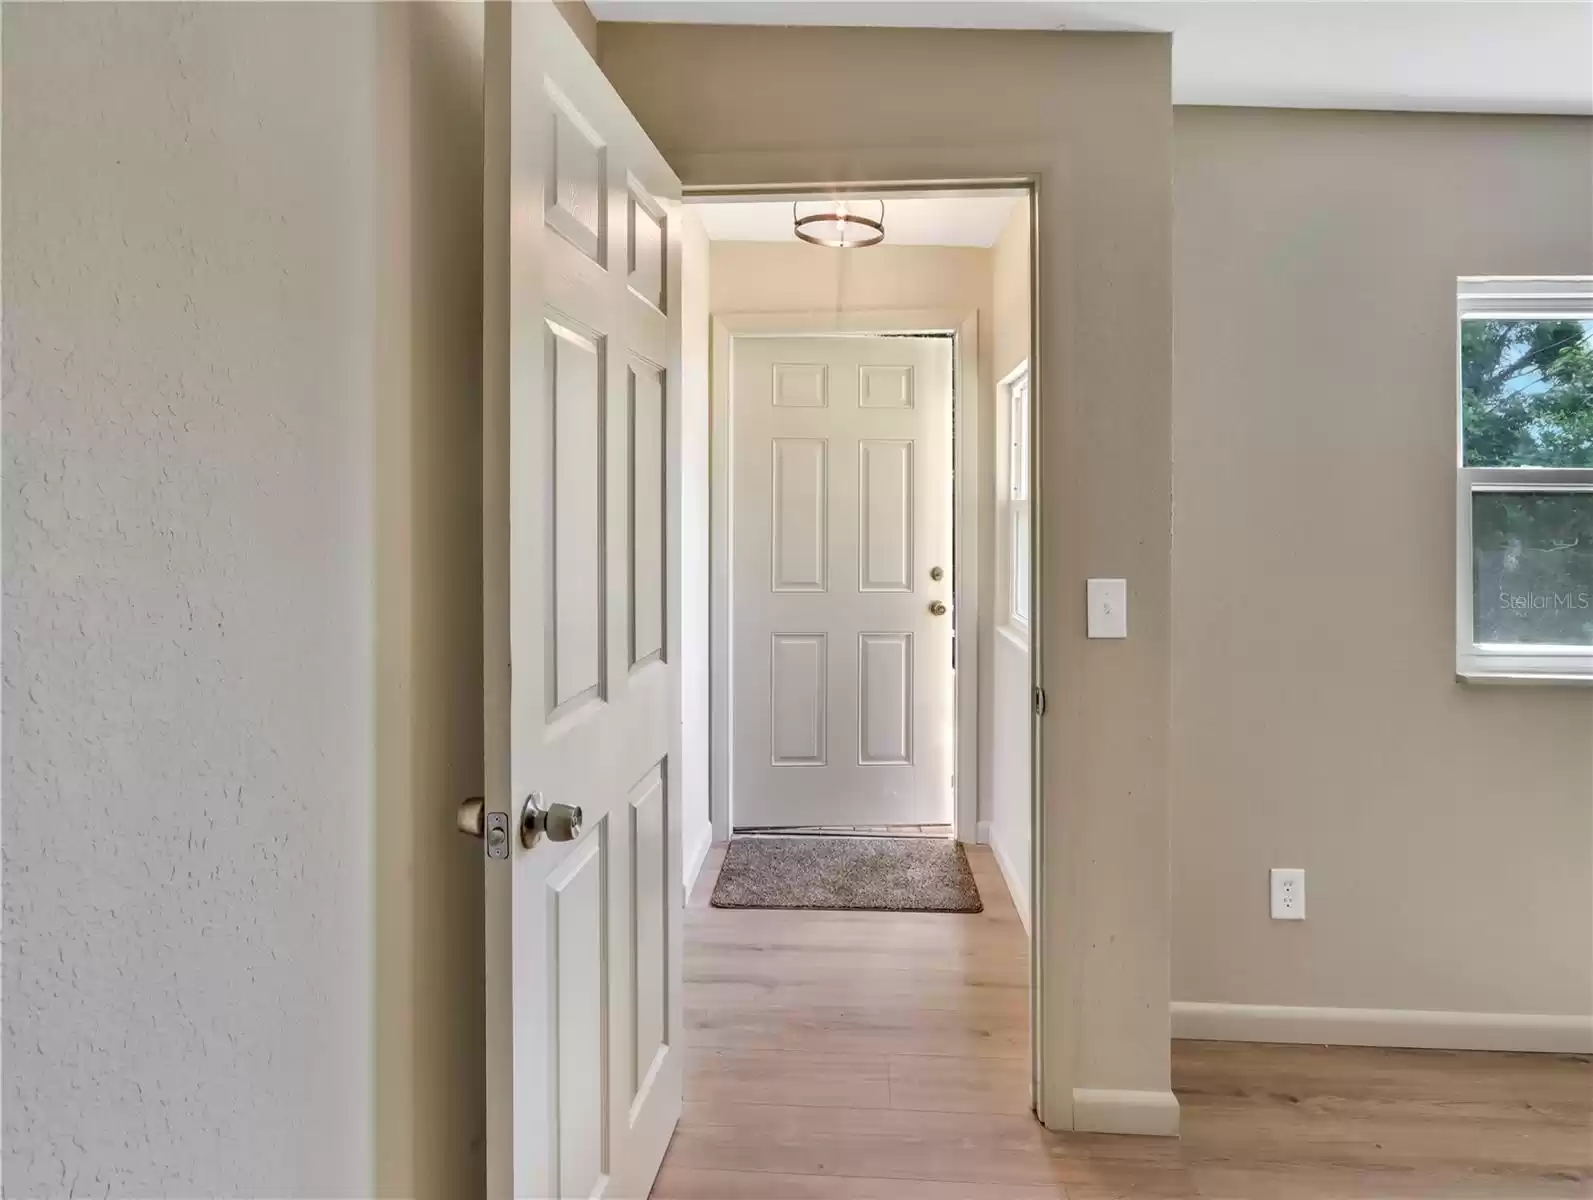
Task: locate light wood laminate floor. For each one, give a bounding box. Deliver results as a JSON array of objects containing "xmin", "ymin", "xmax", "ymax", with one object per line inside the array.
[{"xmin": 653, "ymin": 844, "xmax": 1593, "ymax": 1199}]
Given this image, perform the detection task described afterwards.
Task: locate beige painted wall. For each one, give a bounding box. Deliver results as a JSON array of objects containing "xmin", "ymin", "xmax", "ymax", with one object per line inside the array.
[
  {"xmin": 604, "ymin": 24, "xmax": 1175, "ymax": 1126},
  {"xmin": 988, "ymin": 200, "xmax": 1034, "ymax": 926},
  {"xmin": 554, "ymin": 0, "xmax": 598, "ymax": 56},
  {"xmin": 1172, "ymin": 108, "xmax": 1593, "ymax": 1020},
  {"xmin": 372, "ymin": 5, "xmax": 487, "ymax": 1196},
  {"xmin": 710, "ymin": 241, "xmax": 992, "ymax": 321},
  {"xmin": 992, "ymin": 203, "xmax": 1032, "ymax": 401},
  {"xmin": 4, "ymin": 4, "xmax": 486, "ymax": 1193},
  {"xmin": 707, "ymin": 239, "xmax": 997, "ymax": 842}
]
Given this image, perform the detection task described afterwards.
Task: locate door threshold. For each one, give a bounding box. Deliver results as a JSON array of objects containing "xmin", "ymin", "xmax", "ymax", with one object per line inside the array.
[{"xmin": 735, "ymin": 824, "xmax": 955, "ymax": 840}]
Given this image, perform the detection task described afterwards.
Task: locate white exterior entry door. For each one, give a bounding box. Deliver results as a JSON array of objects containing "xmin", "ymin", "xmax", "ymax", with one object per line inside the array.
[
  {"xmin": 733, "ymin": 335, "xmax": 955, "ymax": 829},
  {"xmin": 482, "ymin": 6, "xmax": 682, "ymax": 1198}
]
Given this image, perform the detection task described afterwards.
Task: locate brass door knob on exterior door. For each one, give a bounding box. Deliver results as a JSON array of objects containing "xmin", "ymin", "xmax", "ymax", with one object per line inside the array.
[{"xmin": 929, "ymin": 600, "xmax": 948, "ymax": 616}]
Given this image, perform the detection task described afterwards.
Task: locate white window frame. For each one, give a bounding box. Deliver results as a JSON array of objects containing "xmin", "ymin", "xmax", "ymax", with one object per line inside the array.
[
  {"xmin": 1002, "ymin": 362, "xmax": 1032, "ymax": 635},
  {"xmin": 1456, "ymin": 277, "xmax": 1593, "ymax": 683}
]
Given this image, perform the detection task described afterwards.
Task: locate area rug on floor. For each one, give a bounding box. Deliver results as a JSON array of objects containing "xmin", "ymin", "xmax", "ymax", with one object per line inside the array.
[{"xmin": 710, "ymin": 836, "xmax": 983, "ymax": 913}]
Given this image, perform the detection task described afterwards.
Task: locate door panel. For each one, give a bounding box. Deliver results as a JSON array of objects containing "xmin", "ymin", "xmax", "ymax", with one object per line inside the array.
[
  {"xmin": 858, "ymin": 631, "xmax": 914, "ymax": 766},
  {"xmin": 627, "ymin": 764, "xmax": 668, "ymax": 1105},
  {"xmin": 626, "ymin": 185, "xmax": 667, "ymax": 311},
  {"xmin": 547, "ymin": 319, "xmax": 607, "ymax": 715},
  {"xmin": 550, "ymin": 834, "xmax": 608, "ymax": 1200},
  {"xmin": 483, "ymin": 6, "xmax": 682, "ymax": 1198},
  {"xmin": 859, "ymin": 363, "xmax": 914, "ymax": 409},
  {"xmin": 773, "ymin": 361, "xmax": 828, "ymax": 408},
  {"xmin": 629, "ymin": 360, "xmax": 666, "ymax": 668},
  {"xmin": 858, "ymin": 439, "xmax": 914, "ymax": 592},
  {"xmin": 733, "ymin": 336, "xmax": 954, "ymax": 829},
  {"xmin": 770, "ymin": 438, "xmax": 829, "ymax": 593},
  {"xmin": 770, "ymin": 633, "xmax": 829, "ymax": 765},
  {"xmin": 546, "ymin": 86, "xmax": 606, "ymax": 264}
]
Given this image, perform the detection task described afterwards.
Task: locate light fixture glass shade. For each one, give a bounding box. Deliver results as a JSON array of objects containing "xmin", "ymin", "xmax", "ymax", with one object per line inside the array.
[{"xmin": 793, "ymin": 198, "xmax": 885, "ymax": 248}]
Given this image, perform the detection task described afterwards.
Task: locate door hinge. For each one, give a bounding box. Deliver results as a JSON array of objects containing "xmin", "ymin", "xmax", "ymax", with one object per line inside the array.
[{"xmin": 1033, "ymin": 687, "xmax": 1047, "ymax": 717}]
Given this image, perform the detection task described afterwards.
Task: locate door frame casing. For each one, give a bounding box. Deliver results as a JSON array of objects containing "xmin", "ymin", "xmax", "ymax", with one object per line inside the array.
[{"xmin": 709, "ymin": 309, "xmax": 983, "ymax": 846}]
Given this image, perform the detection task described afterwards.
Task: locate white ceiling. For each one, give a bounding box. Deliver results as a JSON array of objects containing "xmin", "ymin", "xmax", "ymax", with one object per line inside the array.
[
  {"xmin": 588, "ymin": 1, "xmax": 1593, "ymax": 116},
  {"xmin": 691, "ymin": 195, "xmax": 1022, "ymax": 246}
]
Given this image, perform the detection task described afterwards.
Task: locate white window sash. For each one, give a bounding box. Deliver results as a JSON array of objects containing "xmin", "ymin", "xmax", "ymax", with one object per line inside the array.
[
  {"xmin": 1456, "ymin": 471, "xmax": 1593, "ymax": 681},
  {"xmin": 1454, "ymin": 277, "xmax": 1593, "ymax": 682}
]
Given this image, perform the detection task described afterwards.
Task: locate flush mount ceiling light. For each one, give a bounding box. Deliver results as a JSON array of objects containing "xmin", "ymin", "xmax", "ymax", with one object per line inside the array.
[{"xmin": 793, "ymin": 198, "xmax": 885, "ymax": 248}]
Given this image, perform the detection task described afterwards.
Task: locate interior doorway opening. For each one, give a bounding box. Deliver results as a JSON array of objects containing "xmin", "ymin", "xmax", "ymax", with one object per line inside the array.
[
  {"xmin": 688, "ymin": 186, "xmax": 1034, "ymax": 866},
  {"xmin": 661, "ymin": 184, "xmax": 1043, "ymax": 1194}
]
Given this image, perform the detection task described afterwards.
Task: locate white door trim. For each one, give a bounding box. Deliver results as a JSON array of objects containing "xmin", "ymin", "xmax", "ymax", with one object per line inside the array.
[{"xmin": 710, "ymin": 308, "xmax": 982, "ymax": 844}]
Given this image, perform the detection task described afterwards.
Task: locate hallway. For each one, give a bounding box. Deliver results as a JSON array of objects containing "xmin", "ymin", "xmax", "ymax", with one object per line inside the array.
[
  {"xmin": 654, "ymin": 844, "xmax": 1068, "ymax": 1197},
  {"xmin": 653, "ymin": 847, "xmax": 1592, "ymax": 1199}
]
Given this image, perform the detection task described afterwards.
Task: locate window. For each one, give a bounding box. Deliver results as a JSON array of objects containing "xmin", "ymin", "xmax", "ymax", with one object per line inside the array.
[
  {"xmin": 1456, "ymin": 278, "xmax": 1593, "ymax": 681},
  {"xmin": 1005, "ymin": 365, "xmax": 1031, "ymax": 631}
]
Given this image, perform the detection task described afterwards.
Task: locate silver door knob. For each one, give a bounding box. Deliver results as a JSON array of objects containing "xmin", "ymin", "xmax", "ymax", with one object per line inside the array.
[
  {"xmin": 929, "ymin": 600, "xmax": 948, "ymax": 616},
  {"xmin": 521, "ymin": 793, "xmax": 584, "ymax": 848},
  {"xmin": 457, "ymin": 796, "xmax": 485, "ymax": 837}
]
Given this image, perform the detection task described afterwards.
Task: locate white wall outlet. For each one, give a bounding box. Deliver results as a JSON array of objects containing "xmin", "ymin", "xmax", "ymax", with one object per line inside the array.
[
  {"xmin": 1086, "ymin": 578, "xmax": 1128, "ymax": 638},
  {"xmin": 1270, "ymin": 868, "xmax": 1306, "ymax": 919}
]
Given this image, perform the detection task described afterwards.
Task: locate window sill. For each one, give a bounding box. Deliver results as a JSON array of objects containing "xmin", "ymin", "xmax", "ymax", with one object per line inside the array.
[
  {"xmin": 1457, "ymin": 671, "xmax": 1593, "ymax": 687},
  {"xmin": 998, "ymin": 624, "xmax": 1030, "ymax": 653}
]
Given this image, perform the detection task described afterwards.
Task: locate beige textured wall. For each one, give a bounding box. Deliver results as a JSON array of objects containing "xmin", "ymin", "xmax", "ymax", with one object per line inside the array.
[
  {"xmin": 988, "ymin": 200, "xmax": 1034, "ymax": 925},
  {"xmin": 1172, "ymin": 108, "xmax": 1593, "ymax": 1019},
  {"xmin": 3, "ymin": 4, "xmax": 487, "ymax": 1193},
  {"xmin": 605, "ymin": 24, "xmax": 1175, "ymax": 1124},
  {"xmin": 3, "ymin": 5, "xmax": 378, "ymax": 1190}
]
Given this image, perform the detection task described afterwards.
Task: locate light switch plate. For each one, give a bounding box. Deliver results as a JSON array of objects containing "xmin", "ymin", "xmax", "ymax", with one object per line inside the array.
[{"xmin": 1087, "ymin": 578, "xmax": 1128, "ymax": 638}]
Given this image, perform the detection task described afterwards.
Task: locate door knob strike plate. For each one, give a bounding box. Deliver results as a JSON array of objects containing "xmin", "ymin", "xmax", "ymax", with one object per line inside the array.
[
  {"xmin": 458, "ymin": 796, "xmax": 512, "ymax": 860},
  {"xmin": 484, "ymin": 811, "xmax": 511, "ymax": 859}
]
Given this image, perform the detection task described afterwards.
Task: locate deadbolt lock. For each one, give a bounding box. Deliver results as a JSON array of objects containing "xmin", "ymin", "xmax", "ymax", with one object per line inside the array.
[{"xmin": 929, "ymin": 566, "xmax": 944, "ymax": 581}]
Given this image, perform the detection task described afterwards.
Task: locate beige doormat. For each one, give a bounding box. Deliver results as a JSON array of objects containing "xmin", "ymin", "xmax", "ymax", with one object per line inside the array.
[{"xmin": 711, "ymin": 836, "xmax": 983, "ymax": 913}]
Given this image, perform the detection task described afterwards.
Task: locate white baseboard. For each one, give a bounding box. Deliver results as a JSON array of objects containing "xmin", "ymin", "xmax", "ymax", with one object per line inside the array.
[
  {"xmin": 1171, "ymin": 1002, "xmax": 1593, "ymax": 1054},
  {"xmin": 683, "ymin": 821, "xmax": 714, "ymax": 901},
  {"xmin": 975, "ymin": 819, "xmax": 991, "ymax": 844},
  {"xmin": 984, "ymin": 825, "xmax": 1031, "ymax": 935},
  {"xmin": 1071, "ymin": 1088, "xmax": 1180, "ymax": 1137}
]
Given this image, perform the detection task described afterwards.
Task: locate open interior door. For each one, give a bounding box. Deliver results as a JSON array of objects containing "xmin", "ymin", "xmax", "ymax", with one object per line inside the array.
[{"xmin": 479, "ymin": 4, "xmax": 683, "ymax": 1196}]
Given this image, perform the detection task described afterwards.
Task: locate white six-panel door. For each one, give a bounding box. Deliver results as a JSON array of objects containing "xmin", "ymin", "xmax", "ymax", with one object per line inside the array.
[
  {"xmin": 482, "ymin": 6, "xmax": 682, "ymax": 1198},
  {"xmin": 732, "ymin": 336, "xmax": 954, "ymax": 829}
]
